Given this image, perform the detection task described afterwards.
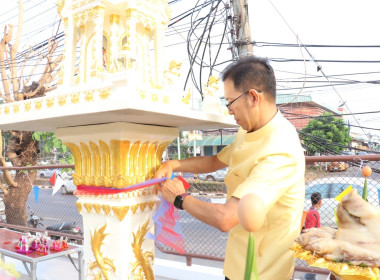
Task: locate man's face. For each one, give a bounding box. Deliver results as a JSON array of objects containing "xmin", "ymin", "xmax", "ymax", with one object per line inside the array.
[{"xmin": 223, "ymin": 78, "xmax": 252, "ymax": 131}]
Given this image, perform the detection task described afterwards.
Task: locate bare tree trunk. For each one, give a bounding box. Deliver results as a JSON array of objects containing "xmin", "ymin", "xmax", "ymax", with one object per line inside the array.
[
  {"xmin": 4, "ymin": 131, "xmax": 38, "ymax": 225},
  {"xmin": 3, "ymin": 175, "xmax": 32, "ymax": 226}
]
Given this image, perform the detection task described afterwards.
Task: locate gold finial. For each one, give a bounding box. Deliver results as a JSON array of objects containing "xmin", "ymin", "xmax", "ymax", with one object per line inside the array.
[
  {"xmin": 110, "ymin": 14, "xmax": 120, "ymax": 25},
  {"xmin": 182, "ymin": 88, "xmax": 191, "ymax": 105},
  {"xmin": 57, "ymin": 0, "xmax": 65, "ymax": 18}
]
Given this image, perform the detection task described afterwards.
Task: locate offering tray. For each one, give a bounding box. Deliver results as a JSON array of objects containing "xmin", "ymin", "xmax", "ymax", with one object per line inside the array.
[{"xmin": 291, "ymin": 243, "xmax": 380, "ymax": 280}]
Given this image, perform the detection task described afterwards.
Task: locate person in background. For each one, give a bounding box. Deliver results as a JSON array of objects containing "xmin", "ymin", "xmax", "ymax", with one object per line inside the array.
[
  {"xmin": 155, "ymin": 55, "xmax": 305, "ymax": 280},
  {"xmin": 302, "ymin": 193, "xmax": 322, "ymax": 280},
  {"xmin": 304, "ymin": 192, "xmax": 322, "ymax": 229}
]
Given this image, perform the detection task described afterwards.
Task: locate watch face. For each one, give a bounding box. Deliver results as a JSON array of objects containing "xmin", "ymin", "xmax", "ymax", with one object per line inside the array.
[{"xmin": 174, "ymin": 195, "xmax": 183, "ymax": 210}]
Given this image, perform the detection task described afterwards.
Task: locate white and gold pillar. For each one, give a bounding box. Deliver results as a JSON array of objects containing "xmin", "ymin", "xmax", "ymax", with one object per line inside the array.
[
  {"xmin": 56, "ymin": 122, "xmax": 178, "ymax": 280},
  {"xmin": 93, "ymin": 6, "xmax": 105, "ymax": 78},
  {"xmin": 109, "ymin": 14, "xmax": 120, "ymax": 73}
]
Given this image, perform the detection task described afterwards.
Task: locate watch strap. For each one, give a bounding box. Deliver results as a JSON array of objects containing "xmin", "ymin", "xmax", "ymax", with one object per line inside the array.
[{"xmin": 174, "ymin": 193, "xmax": 189, "ymax": 210}]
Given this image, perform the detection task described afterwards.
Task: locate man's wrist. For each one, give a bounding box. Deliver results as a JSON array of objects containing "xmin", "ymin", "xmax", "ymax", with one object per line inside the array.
[{"xmin": 174, "ymin": 193, "xmax": 190, "ymax": 210}]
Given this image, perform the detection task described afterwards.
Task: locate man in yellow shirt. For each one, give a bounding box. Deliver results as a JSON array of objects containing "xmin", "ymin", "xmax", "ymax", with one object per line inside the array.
[{"xmin": 155, "ymin": 55, "xmax": 305, "ymax": 280}]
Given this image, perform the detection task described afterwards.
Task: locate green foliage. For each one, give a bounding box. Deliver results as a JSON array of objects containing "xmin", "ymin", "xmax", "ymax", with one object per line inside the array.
[
  {"xmin": 168, "ymin": 132, "xmax": 190, "ymax": 159},
  {"xmin": 301, "ymin": 112, "xmax": 351, "ymax": 155},
  {"xmin": 32, "ymin": 132, "xmax": 72, "ymax": 164}
]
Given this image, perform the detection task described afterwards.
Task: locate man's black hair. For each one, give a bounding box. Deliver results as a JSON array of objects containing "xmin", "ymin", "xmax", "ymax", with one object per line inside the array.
[
  {"xmin": 221, "ymin": 55, "xmax": 276, "ymax": 101},
  {"xmin": 311, "ymin": 192, "xmax": 322, "ymax": 205}
]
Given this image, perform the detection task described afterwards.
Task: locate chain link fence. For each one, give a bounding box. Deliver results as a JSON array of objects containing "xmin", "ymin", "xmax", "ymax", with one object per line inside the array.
[
  {"xmin": 1, "ymin": 155, "xmax": 380, "ymax": 272},
  {"xmin": 0, "ymin": 166, "xmax": 81, "ymax": 242}
]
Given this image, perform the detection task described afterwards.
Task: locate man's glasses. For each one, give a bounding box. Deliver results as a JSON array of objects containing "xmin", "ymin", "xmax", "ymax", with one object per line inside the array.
[
  {"xmin": 225, "ymin": 90, "xmax": 249, "ymax": 110},
  {"xmin": 225, "ymin": 89, "xmax": 262, "ymax": 111}
]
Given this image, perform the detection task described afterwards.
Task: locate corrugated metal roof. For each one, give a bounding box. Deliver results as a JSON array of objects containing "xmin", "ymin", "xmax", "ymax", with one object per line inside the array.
[
  {"xmin": 276, "ymin": 94, "xmax": 313, "ymax": 104},
  {"xmin": 188, "ymin": 134, "xmax": 236, "ymax": 146}
]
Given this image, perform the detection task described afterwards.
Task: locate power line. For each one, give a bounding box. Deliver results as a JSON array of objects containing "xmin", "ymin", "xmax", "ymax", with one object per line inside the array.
[{"xmin": 253, "ymin": 41, "xmax": 380, "ymax": 48}]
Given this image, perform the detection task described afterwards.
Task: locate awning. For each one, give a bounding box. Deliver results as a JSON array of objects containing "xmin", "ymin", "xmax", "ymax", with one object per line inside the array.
[{"xmin": 188, "ymin": 134, "xmax": 236, "ymax": 146}]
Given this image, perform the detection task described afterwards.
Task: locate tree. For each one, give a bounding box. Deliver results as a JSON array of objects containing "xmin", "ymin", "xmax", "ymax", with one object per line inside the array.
[
  {"xmin": 0, "ymin": 1, "xmax": 63, "ymax": 225},
  {"xmin": 300, "ymin": 112, "xmax": 351, "ymax": 155},
  {"xmin": 166, "ymin": 132, "xmax": 190, "ymax": 160}
]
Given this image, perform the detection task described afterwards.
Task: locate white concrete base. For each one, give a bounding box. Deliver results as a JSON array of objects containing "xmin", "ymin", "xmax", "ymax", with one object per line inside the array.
[
  {"xmin": 154, "ymin": 258, "xmax": 224, "ymax": 280},
  {"xmin": 2, "ymin": 256, "xmax": 225, "ymax": 280}
]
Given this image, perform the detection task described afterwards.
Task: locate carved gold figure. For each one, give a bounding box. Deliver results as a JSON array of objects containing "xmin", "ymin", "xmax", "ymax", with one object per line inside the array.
[
  {"xmin": 88, "ymin": 223, "xmax": 116, "ymax": 280},
  {"xmin": 131, "ymin": 219, "xmax": 154, "ymax": 280}
]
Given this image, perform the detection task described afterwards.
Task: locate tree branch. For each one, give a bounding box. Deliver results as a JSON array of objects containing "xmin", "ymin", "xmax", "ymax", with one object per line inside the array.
[
  {"xmin": 0, "ymin": 156, "xmax": 18, "ymax": 188},
  {"xmin": 10, "ymin": 0, "xmax": 23, "ymax": 100},
  {"xmin": 24, "ymin": 40, "xmax": 62, "ymax": 98},
  {"xmin": 0, "ymin": 182, "xmax": 8, "ymax": 195}
]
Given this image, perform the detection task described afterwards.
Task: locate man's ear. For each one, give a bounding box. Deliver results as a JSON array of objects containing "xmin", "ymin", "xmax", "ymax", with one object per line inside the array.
[{"xmin": 249, "ymin": 89, "xmax": 260, "ymax": 106}]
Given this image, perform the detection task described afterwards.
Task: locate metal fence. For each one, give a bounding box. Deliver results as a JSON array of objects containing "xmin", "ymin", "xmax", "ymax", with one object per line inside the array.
[
  {"xmin": 1, "ymin": 154, "xmax": 380, "ymax": 272},
  {"xmin": 0, "ymin": 165, "xmax": 82, "ymax": 243}
]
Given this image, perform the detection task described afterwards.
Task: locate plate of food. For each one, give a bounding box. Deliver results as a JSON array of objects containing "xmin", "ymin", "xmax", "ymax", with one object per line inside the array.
[{"xmin": 292, "ymin": 169, "xmax": 380, "ymax": 280}]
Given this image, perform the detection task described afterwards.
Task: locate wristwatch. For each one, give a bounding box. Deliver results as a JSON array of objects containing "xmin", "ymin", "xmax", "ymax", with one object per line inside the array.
[{"xmin": 174, "ymin": 193, "xmax": 190, "ymax": 210}]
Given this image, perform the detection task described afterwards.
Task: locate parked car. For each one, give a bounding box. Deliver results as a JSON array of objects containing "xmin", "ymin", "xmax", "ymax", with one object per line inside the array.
[
  {"xmin": 304, "ymin": 177, "xmax": 380, "ymax": 228},
  {"xmin": 327, "ymin": 162, "xmax": 348, "ymax": 172},
  {"xmin": 61, "ymin": 182, "xmax": 76, "ymax": 195},
  {"xmin": 37, "ymin": 169, "xmax": 59, "ymax": 178},
  {"xmin": 60, "ymin": 173, "xmax": 76, "ymax": 195},
  {"xmin": 197, "ymin": 167, "xmax": 228, "ymax": 182}
]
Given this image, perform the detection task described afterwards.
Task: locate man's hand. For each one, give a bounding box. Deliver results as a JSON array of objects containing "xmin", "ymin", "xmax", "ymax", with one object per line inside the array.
[
  {"xmin": 154, "ymin": 160, "xmax": 174, "ymax": 179},
  {"xmin": 160, "ymin": 178, "xmax": 186, "ymax": 204}
]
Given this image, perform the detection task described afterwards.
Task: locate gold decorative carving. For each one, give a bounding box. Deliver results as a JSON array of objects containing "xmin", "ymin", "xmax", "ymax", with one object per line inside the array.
[
  {"xmin": 46, "ymin": 98, "xmax": 55, "ymax": 108},
  {"xmin": 76, "ymin": 201, "xmax": 83, "ymax": 214},
  {"xmin": 110, "ymin": 14, "xmax": 119, "ymax": 25},
  {"xmin": 90, "ymin": 141, "xmax": 101, "ymax": 185},
  {"xmin": 88, "ymin": 223, "xmax": 116, "ymax": 280},
  {"xmin": 12, "ymin": 104, "xmax": 19, "ymax": 113},
  {"xmin": 148, "ymin": 201, "xmax": 156, "ymax": 211},
  {"xmin": 4, "ymin": 106, "xmax": 9, "ymax": 114},
  {"xmin": 131, "ymin": 204, "xmax": 139, "ymax": 215},
  {"xmin": 99, "ymin": 140, "xmax": 112, "ymax": 186},
  {"xmin": 102, "ymin": 205, "xmax": 111, "ymax": 215},
  {"xmin": 58, "ymin": 96, "xmax": 67, "ymax": 106},
  {"xmin": 84, "ymin": 203, "xmax": 93, "ymax": 213},
  {"xmin": 112, "ymin": 206, "xmax": 130, "ymax": 221},
  {"xmin": 92, "ymin": 204, "xmax": 101, "ymax": 214},
  {"xmin": 164, "ymin": 60, "xmax": 182, "ymax": 86},
  {"xmin": 24, "ymin": 102, "xmax": 31, "ymax": 112},
  {"xmin": 34, "ymin": 101, "xmax": 42, "ymax": 110},
  {"xmin": 84, "ymin": 91, "xmax": 94, "ymax": 102},
  {"xmin": 131, "ymin": 219, "xmax": 154, "ymax": 280},
  {"xmin": 138, "ymin": 89, "xmax": 146, "ymax": 99},
  {"xmin": 151, "ymin": 93, "xmax": 158, "ymax": 102},
  {"xmin": 73, "ymin": 6, "xmax": 104, "ymax": 26},
  {"xmin": 99, "ymin": 88, "xmax": 110, "ymax": 100},
  {"xmin": 72, "ymin": 0, "xmax": 97, "ymax": 10},
  {"xmin": 64, "ymin": 142, "xmax": 82, "ymax": 184},
  {"xmin": 71, "ymin": 92, "xmax": 80, "ymax": 104},
  {"xmin": 139, "ymin": 202, "xmax": 148, "ymax": 213},
  {"xmin": 182, "ymin": 88, "xmax": 191, "ymax": 105},
  {"xmin": 80, "ymin": 142, "xmax": 92, "ymax": 184},
  {"xmin": 64, "ymin": 138, "xmax": 172, "ymax": 188},
  {"xmin": 57, "ymin": 0, "xmax": 65, "ymax": 17}
]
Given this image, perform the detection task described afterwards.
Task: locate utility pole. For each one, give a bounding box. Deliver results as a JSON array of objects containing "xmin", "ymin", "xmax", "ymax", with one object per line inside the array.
[{"xmin": 231, "ymin": 0, "xmax": 253, "ymax": 56}]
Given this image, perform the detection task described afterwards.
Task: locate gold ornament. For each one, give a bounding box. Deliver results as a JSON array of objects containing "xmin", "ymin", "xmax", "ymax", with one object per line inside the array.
[
  {"xmin": 88, "ymin": 223, "xmax": 116, "ymax": 279},
  {"xmin": 131, "ymin": 219, "xmax": 154, "ymax": 280}
]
